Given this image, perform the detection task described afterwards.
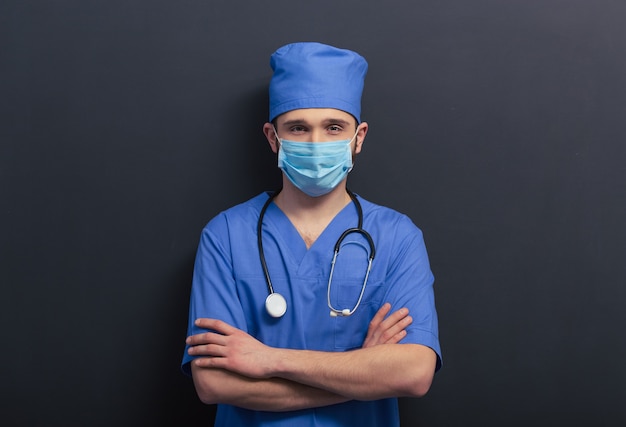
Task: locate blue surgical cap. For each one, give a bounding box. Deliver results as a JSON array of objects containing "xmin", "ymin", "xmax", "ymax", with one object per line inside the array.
[{"xmin": 269, "ymin": 42, "xmax": 368, "ymax": 123}]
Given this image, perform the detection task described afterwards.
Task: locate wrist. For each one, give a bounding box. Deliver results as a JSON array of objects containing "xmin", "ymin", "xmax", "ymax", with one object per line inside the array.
[{"xmin": 267, "ymin": 347, "xmax": 289, "ymax": 378}]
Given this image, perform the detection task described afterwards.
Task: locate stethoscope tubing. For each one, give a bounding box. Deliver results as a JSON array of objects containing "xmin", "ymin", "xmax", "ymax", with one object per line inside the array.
[
  {"xmin": 257, "ymin": 189, "xmax": 376, "ymax": 317},
  {"xmin": 257, "ymin": 193, "xmax": 277, "ymax": 295}
]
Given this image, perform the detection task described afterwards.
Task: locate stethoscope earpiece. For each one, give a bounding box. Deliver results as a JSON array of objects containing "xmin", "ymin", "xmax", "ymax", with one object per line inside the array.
[{"xmin": 329, "ymin": 308, "xmax": 355, "ymax": 317}]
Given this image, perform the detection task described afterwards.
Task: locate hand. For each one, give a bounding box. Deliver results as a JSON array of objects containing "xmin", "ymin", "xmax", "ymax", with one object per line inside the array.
[
  {"xmin": 186, "ymin": 318, "xmax": 274, "ymax": 379},
  {"xmin": 361, "ymin": 303, "xmax": 412, "ymax": 348}
]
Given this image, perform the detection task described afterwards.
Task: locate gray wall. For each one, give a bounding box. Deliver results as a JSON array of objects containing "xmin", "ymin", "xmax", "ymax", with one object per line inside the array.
[{"xmin": 1, "ymin": 1, "xmax": 625, "ymax": 425}]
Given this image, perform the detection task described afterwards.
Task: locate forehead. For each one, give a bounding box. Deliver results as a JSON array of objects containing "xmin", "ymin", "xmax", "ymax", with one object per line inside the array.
[{"xmin": 276, "ymin": 108, "xmax": 356, "ymax": 126}]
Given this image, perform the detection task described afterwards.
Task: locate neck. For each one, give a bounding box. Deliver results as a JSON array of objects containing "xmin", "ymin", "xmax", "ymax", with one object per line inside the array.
[
  {"xmin": 274, "ymin": 181, "xmax": 352, "ymax": 216},
  {"xmin": 273, "ymin": 181, "xmax": 353, "ymax": 249}
]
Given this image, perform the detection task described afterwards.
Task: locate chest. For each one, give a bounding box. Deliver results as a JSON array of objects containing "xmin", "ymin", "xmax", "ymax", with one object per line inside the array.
[{"xmin": 289, "ymin": 218, "xmax": 332, "ymax": 249}]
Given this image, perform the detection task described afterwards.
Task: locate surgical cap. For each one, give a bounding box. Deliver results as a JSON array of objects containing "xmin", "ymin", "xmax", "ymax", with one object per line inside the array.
[{"xmin": 268, "ymin": 42, "xmax": 368, "ymax": 123}]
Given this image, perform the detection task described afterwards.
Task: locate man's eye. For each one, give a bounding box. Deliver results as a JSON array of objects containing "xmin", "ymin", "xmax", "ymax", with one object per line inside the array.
[
  {"xmin": 290, "ymin": 126, "xmax": 306, "ymax": 133},
  {"xmin": 328, "ymin": 125, "xmax": 343, "ymax": 132}
]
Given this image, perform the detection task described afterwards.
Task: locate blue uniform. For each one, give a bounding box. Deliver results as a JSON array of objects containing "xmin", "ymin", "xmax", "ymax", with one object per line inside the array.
[{"xmin": 182, "ymin": 192, "xmax": 441, "ymax": 427}]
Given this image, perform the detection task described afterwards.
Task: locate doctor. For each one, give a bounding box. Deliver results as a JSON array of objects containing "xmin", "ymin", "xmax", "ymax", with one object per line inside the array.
[{"xmin": 182, "ymin": 42, "xmax": 441, "ymax": 426}]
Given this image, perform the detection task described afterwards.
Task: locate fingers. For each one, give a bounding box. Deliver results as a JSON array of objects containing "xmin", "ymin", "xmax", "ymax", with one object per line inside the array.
[
  {"xmin": 383, "ymin": 307, "xmax": 411, "ymax": 329},
  {"xmin": 186, "ymin": 329, "xmax": 223, "ymax": 345},
  {"xmin": 192, "ymin": 355, "xmax": 226, "ymax": 369},
  {"xmin": 186, "ymin": 318, "xmax": 237, "ymax": 344},
  {"xmin": 382, "ymin": 315, "xmax": 412, "ymax": 344},
  {"xmin": 187, "ymin": 342, "xmax": 226, "ymax": 358},
  {"xmin": 193, "ymin": 318, "xmax": 236, "ymax": 334},
  {"xmin": 363, "ymin": 303, "xmax": 412, "ymax": 347},
  {"xmin": 368, "ymin": 304, "xmax": 409, "ymax": 336},
  {"xmin": 186, "ymin": 318, "xmax": 234, "ymax": 349},
  {"xmin": 380, "ymin": 306, "xmax": 412, "ymax": 344},
  {"xmin": 186, "ymin": 327, "xmax": 230, "ymax": 358},
  {"xmin": 368, "ymin": 302, "xmax": 392, "ymax": 330}
]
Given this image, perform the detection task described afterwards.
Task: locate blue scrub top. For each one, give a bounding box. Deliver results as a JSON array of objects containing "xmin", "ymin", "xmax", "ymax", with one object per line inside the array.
[{"xmin": 182, "ymin": 192, "xmax": 441, "ymax": 427}]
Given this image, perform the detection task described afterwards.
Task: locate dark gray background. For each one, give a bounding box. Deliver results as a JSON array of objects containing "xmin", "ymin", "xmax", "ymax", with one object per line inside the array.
[{"xmin": 1, "ymin": 1, "xmax": 625, "ymax": 426}]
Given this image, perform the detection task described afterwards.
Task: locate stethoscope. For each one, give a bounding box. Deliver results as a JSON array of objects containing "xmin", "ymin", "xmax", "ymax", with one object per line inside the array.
[{"xmin": 257, "ymin": 189, "xmax": 376, "ymax": 318}]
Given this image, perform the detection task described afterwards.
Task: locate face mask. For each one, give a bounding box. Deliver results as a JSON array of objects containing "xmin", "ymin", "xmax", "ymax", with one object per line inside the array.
[{"xmin": 274, "ymin": 128, "xmax": 357, "ymax": 197}]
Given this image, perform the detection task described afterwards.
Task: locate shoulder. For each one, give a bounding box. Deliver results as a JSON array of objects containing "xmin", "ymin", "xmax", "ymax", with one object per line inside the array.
[
  {"xmin": 209, "ymin": 192, "xmax": 270, "ymax": 221},
  {"xmin": 356, "ymin": 194, "xmax": 422, "ymax": 235},
  {"xmin": 202, "ymin": 192, "xmax": 272, "ymax": 235}
]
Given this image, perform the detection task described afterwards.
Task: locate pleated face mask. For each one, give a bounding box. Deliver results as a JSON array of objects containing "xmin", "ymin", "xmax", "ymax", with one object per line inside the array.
[{"xmin": 275, "ymin": 129, "xmax": 357, "ymax": 197}]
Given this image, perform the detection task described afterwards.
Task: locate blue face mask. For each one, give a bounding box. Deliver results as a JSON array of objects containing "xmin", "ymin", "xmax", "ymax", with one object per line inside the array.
[{"xmin": 275, "ymin": 129, "xmax": 357, "ymax": 197}]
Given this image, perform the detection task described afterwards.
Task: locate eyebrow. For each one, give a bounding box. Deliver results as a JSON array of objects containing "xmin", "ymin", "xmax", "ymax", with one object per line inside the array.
[{"xmin": 281, "ymin": 117, "xmax": 353, "ymax": 127}]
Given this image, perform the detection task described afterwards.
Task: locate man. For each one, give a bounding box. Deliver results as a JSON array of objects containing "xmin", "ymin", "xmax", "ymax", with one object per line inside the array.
[{"xmin": 182, "ymin": 41, "xmax": 441, "ymax": 426}]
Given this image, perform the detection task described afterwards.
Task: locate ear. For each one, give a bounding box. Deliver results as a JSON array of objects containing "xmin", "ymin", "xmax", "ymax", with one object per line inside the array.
[
  {"xmin": 263, "ymin": 122, "xmax": 279, "ymax": 154},
  {"xmin": 354, "ymin": 121, "xmax": 368, "ymax": 155}
]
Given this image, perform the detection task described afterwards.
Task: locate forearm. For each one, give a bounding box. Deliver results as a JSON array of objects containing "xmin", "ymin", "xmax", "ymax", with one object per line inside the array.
[
  {"xmin": 271, "ymin": 344, "xmax": 436, "ymax": 401},
  {"xmin": 191, "ymin": 363, "xmax": 349, "ymax": 411},
  {"xmin": 186, "ymin": 314, "xmax": 435, "ymax": 406}
]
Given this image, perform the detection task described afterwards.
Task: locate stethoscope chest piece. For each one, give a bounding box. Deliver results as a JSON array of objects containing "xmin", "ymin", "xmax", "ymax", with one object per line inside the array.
[{"xmin": 265, "ymin": 292, "xmax": 287, "ymax": 318}]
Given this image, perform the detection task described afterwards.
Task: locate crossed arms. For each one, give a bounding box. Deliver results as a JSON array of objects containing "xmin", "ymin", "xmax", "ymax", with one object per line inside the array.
[{"xmin": 186, "ymin": 303, "xmax": 438, "ymax": 412}]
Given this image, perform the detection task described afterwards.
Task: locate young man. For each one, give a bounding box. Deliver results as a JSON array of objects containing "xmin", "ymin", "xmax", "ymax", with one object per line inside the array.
[{"xmin": 182, "ymin": 42, "xmax": 442, "ymax": 426}]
